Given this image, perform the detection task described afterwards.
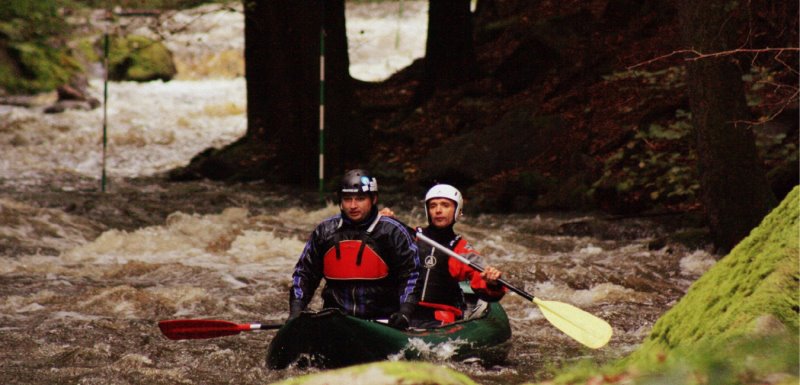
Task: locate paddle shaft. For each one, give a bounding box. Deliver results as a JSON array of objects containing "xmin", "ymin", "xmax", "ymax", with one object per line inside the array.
[
  {"xmin": 246, "ymin": 323, "xmax": 283, "ymax": 331},
  {"xmin": 415, "ymin": 231, "xmax": 534, "ymax": 301}
]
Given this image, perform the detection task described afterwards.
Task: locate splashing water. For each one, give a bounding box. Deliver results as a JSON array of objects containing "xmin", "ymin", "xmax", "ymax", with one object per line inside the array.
[{"xmin": 389, "ymin": 337, "xmax": 470, "ymax": 362}]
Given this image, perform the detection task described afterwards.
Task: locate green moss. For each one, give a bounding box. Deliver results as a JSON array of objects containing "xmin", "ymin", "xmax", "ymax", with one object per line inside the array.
[
  {"xmin": 537, "ymin": 186, "xmax": 800, "ymax": 385},
  {"xmin": 72, "ymin": 37, "xmax": 99, "ymax": 64},
  {"xmin": 0, "ymin": 0, "xmax": 84, "ymax": 94},
  {"xmin": 107, "ymin": 35, "xmax": 176, "ymax": 82},
  {"xmin": 0, "ymin": 41, "xmax": 80, "ymax": 93},
  {"xmin": 268, "ymin": 361, "xmax": 479, "ymax": 385},
  {"xmin": 379, "ymin": 361, "xmax": 479, "ymax": 384}
]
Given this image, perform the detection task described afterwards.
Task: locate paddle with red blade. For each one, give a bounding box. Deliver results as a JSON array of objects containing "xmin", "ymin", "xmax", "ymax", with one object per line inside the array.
[{"xmin": 158, "ymin": 319, "xmax": 283, "ymax": 340}]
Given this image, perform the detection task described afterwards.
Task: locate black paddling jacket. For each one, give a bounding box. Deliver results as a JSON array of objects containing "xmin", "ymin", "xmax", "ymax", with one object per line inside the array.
[
  {"xmin": 290, "ymin": 208, "xmax": 421, "ymax": 319},
  {"xmin": 416, "ymin": 226, "xmax": 506, "ymax": 309}
]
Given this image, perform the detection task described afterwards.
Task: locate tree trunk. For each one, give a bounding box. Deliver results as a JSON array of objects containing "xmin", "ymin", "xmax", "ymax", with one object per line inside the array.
[
  {"xmin": 243, "ymin": 0, "xmax": 319, "ymax": 185},
  {"xmin": 413, "ymin": 0, "xmax": 477, "ymax": 105},
  {"xmin": 169, "ymin": 0, "xmax": 362, "ymax": 187},
  {"xmin": 677, "ymin": 0, "xmax": 777, "ymax": 252},
  {"xmin": 322, "ymin": 0, "xmax": 368, "ymax": 179}
]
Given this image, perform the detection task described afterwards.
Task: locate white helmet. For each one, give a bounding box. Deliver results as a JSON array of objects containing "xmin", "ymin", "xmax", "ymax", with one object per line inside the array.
[{"xmin": 424, "ymin": 184, "xmax": 463, "ymax": 223}]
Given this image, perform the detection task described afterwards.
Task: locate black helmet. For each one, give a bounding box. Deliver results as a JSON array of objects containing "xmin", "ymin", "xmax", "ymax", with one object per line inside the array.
[{"xmin": 340, "ymin": 169, "xmax": 378, "ymax": 195}]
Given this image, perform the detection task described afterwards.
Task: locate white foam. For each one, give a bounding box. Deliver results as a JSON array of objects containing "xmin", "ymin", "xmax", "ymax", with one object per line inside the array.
[
  {"xmin": 679, "ymin": 250, "xmax": 716, "ymax": 276},
  {"xmin": 578, "ymin": 244, "xmax": 604, "ymax": 255},
  {"xmin": 49, "ymin": 311, "xmax": 104, "ymax": 321},
  {"xmin": 533, "ymin": 281, "xmax": 635, "ymax": 307},
  {"xmin": 60, "ymin": 206, "xmax": 306, "ymax": 284}
]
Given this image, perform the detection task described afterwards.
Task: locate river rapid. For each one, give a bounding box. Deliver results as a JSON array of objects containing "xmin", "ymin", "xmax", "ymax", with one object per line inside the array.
[{"xmin": 0, "ymin": 3, "xmax": 718, "ymax": 385}]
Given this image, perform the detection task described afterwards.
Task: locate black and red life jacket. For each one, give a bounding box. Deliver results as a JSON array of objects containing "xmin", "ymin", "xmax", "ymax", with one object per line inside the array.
[
  {"xmin": 416, "ymin": 227, "xmax": 466, "ymax": 308},
  {"xmin": 322, "ymin": 214, "xmax": 389, "ymax": 280}
]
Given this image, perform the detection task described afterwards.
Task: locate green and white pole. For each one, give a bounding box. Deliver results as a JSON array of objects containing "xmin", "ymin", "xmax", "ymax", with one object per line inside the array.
[
  {"xmin": 101, "ymin": 29, "xmax": 109, "ymax": 192},
  {"xmin": 318, "ymin": 25, "xmax": 325, "ymax": 200}
]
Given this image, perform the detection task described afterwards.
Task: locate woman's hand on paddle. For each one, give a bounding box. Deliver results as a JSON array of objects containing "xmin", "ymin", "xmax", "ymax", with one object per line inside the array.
[{"xmin": 481, "ymin": 266, "xmax": 502, "ymax": 285}]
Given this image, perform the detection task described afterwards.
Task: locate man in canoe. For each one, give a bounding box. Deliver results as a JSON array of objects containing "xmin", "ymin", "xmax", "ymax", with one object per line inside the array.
[
  {"xmin": 382, "ymin": 184, "xmax": 506, "ymax": 328},
  {"xmin": 289, "ymin": 169, "xmax": 421, "ymax": 329}
]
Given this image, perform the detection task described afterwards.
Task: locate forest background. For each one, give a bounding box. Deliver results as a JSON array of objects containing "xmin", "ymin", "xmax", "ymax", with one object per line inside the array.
[{"xmin": 0, "ymin": 0, "xmax": 797, "ymax": 253}]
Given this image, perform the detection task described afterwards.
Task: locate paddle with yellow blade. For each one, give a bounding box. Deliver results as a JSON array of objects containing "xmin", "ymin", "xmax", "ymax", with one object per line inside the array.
[{"xmin": 416, "ymin": 231, "xmax": 613, "ymax": 349}]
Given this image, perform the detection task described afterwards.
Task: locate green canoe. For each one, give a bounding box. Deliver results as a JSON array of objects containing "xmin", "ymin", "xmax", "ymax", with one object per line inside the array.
[{"xmin": 265, "ymin": 301, "xmax": 511, "ymax": 369}]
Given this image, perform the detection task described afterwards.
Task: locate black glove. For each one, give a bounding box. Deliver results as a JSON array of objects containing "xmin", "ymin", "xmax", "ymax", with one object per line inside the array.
[
  {"xmin": 288, "ymin": 299, "xmax": 305, "ymax": 321},
  {"xmin": 388, "ymin": 302, "xmax": 415, "ymax": 330}
]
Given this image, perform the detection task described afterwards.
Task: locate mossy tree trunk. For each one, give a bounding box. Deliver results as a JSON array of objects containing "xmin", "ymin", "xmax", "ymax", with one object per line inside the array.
[
  {"xmin": 677, "ymin": 0, "xmax": 777, "ymax": 252},
  {"xmin": 171, "ymin": 0, "xmax": 364, "ymax": 186},
  {"xmin": 413, "ymin": 0, "xmax": 477, "ymax": 105}
]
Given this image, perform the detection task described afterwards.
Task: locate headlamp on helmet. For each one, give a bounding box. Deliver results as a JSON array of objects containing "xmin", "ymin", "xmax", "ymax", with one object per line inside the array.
[{"xmin": 340, "ymin": 169, "xmax": 378, "ymax": 195}]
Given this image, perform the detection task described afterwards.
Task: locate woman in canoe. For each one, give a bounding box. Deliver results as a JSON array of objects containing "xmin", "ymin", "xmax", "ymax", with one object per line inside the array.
[{"xmin": 383, "ymin": 184, "xmax": 506, "ymax": 328}]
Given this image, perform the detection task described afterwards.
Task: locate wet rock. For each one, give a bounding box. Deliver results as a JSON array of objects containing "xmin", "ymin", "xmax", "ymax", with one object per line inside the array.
[
  {"xmin": 44, "ymin": 100, "xmax": 96, "ymax": 113},
  {"xmin": 0, "ymin": 92, "xmax": 58, "ymax": 108},
  {"xmin": 557, "ymin": 219, "xmax": 594, "ymax": 237},
  {"xmin": 43, "ymin": 75, "xmax": 101, "ymax": 113},
  {"xmin": 647, "ymin": 228, "xmax": 711, "ymax": 251}
]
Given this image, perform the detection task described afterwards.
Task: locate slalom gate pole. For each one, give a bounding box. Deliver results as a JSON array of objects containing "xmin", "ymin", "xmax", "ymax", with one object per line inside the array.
[
  {"xmin": 101, "ymin": 25, "xmax": 110, "ymax": 193},
  {"xmin": 318, "ymin": 17, "xmax": 325, "ymax": 202}
]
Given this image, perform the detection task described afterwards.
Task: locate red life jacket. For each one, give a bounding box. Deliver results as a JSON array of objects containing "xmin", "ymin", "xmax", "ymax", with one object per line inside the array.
[
  {"xmin": 322, "ymin": 215, "xmax": 389, "ymax": 280},
  {"xmin": 417, "ymin": 301, "xmax": 463, "ymax": 324}
]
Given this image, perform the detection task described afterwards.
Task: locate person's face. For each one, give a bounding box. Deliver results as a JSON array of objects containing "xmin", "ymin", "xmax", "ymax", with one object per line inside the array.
[
  {"xmin": 341, "ymin": 193, "xmax": 375, "ymax": 222},
  {"xmin": 427, "ymin": 198, "xmax": 456, "ymax": 228}
]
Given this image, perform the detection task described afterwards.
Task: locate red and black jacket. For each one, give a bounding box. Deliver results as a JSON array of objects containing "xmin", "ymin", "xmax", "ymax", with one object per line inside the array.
[
  {"xmin": 416, "ymin": 226, "xmax": 506, "ymax": 311},
  {"xmin": 290, "ymin": 207, "xmax": 421, "ymax": 319}
]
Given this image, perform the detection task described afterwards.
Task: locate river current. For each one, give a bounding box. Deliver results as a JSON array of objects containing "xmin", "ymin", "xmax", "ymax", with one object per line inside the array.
[{"xmin": 0, "ymin": 3, "xmax": 718, "ymax": 384}]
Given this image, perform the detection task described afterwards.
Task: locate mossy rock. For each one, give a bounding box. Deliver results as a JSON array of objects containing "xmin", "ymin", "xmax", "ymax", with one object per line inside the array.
[
  {"xmin": 107, "ymin": 35, "xmax": 176, "ymax": 82},
  {"xmin": 538, "ymin": 186, "xmax": 800, "ymax": 385},
  {"xmin": 0, "ymin": 40, "xmax": 80, "ymax": 94},
  {"xmin": 267, "ymin": 361, "xmax": 479, "ymax": 385},
  {"xmin": 630, "ymin": 185, "xmax": 798, "ymax": 355}
]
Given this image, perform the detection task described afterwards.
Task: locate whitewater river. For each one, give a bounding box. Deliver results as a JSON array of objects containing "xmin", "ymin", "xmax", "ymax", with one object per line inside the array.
[{"xmin": 0, "ymin": 3, "xmax": 718, "ymax": 384}]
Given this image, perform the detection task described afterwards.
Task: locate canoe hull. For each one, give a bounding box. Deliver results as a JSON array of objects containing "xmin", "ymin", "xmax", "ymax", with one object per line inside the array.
[{"xmin": 265, "ymin": 302, "xmax": 511, "ymax": 369}]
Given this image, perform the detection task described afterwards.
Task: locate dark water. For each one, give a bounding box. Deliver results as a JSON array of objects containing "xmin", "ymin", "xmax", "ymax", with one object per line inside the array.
[{"xmin": 0, "ymin": 176, "xmax": 717, "ymax": 385}]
